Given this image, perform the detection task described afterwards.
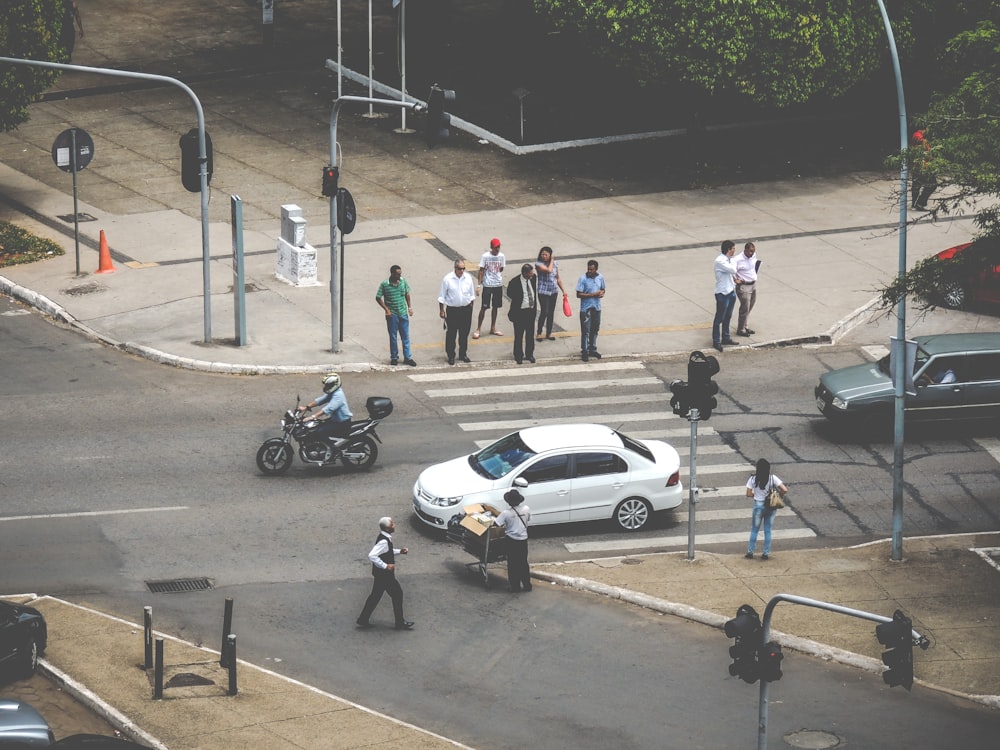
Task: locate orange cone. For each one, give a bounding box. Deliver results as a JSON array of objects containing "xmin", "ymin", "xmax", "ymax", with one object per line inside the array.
[{"xmin": 96, "ymin": 229, "xmax": 115, "ymax": 274}]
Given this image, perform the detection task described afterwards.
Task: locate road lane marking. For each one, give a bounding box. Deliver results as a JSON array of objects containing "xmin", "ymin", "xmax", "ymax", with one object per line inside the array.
[
  {"xmin": 974, "ymin": 437, "xmax": 1000, "ymax": 465},
  {"xmin": 0, "ymin": 506, "xmax": 189, "ymax": 523},
  {"xmin": 444, "ymin": 393, "xmax": 663, "ymax": 414},
  {"xmin": 409, "ymin": 361, "xmax": 645, "ymax": 382},
  {"xmin": 565, "ymin": 528, "xmax": 816, "ymax": 553},
  {"xmin": 424, "ymin": 376, "xmax": 661, "ymax": 398},
  {"xmin": 460, "ymin": 411, "xmax": 678, "ymax": 431}
]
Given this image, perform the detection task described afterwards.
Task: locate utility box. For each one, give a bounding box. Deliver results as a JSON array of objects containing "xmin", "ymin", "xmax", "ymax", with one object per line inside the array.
[
  {"xmin": 280, "ymin": 204, "xmax": 306, "ymax": 247},
  {"xmin": 275, "ymin": 205, "xmax": 319, "ymax": 286}
]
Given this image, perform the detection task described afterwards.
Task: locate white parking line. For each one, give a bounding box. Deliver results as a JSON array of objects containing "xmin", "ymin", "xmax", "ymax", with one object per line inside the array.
[
  {"xmin": 565, "ymin": 528, "xmax": 816, "ymax": 553},
  {"xmin": 408, "ymin": 361, "xmax": 645, "ymax": 382},
  {"xmin": 0, "ymin": 506, "xmax": 189, "ymax": 523}
]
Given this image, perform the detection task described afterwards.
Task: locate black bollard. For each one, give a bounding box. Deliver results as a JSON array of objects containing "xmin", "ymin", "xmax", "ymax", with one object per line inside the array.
[
  {"xmin": 143, "ymin": 606, "xmax": 153, "ymax": 670},
  {"xmin": 220, "ymin": 597, "xmax": 234, "ymax": 667},
  {"xmin": 226, "ymin": 634, "xmax": 238, "ymax": 696},
  {"xmin": 153, "ymin": 638, "xmax": 164, "ymax": 699}
]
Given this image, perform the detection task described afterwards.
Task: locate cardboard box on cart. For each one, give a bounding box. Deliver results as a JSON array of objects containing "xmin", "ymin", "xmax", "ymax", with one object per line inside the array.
[{"xmin": 459, "ymin": 503, "xmax": 505, "ymax": 539}]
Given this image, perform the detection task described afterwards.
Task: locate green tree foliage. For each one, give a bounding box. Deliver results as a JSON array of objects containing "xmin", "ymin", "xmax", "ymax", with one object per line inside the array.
[
  {"xmin": 532, "ymin": 0, "xmax": 888, "ymax": 108},
  {"xmin": 0, "ymin": 0, "xmax": 72, "ymax": 132},
  {"xmin": 879, "ymin": 6, "xmax": 1000, "ymax": 311}
]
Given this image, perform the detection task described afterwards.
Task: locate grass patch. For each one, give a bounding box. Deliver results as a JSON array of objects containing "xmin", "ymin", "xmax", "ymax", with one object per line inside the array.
[{"xmin": 0, "ymin": 221, "xmax": 64, "ymax": 267}]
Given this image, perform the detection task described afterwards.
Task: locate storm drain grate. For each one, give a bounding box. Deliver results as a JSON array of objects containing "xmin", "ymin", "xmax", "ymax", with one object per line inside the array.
[{"xmin": 145, "ymin": 577, "xmax": 213, "ymax": 594}]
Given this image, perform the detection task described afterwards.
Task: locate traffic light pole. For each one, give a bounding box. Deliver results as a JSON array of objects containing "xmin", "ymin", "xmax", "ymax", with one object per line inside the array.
[
  {"xmin": 686, "ymin": 407, "xmax": 700, "ymax": 561},
  {"xmin": 751, "ymin": 594, "xmax": 928, "ymax": 750},
  {"xmin": 325, "ymin": 89, "xmax": 424, "ymax": 352},
  {"xmin": 0, "ymin": 57, "xmax": 213, "ymax": 344}
]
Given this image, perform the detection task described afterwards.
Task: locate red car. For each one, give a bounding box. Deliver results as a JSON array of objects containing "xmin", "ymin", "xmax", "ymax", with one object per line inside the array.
[{"xmin": 934, "ymin": 238, "xmax": 1000, "ymax": 310}]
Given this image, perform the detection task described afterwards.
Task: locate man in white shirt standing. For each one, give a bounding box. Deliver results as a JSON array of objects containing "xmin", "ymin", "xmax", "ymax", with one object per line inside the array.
[
  {"xmin": 438, "ymin": 259, "xmax": 477, "ymax": 365},
  {"xmin": 712, "ymin": 240, "xmax": 739, "ymax": 353},
  {"xmin": 735, "ymin": 241, "xmax": 759, "ymax": 338}
]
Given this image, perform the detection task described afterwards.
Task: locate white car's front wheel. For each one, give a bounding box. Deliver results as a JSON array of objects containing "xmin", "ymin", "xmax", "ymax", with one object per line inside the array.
[{"xmin": 615, "ymin": 497, "xmax": 651, "ymax": 531}]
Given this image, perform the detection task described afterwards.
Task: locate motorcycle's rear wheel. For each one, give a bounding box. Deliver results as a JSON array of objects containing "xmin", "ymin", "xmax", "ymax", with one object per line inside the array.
[
  {"xmin": 257, "ymin": 438, "xmax": 293, "ymax": 475},
  {"xmin": 341, "ymin": 436, "xmax": 378, "ymax": 470}
]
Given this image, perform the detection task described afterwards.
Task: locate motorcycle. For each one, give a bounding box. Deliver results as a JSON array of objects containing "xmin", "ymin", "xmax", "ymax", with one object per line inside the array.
[{"xmin": 256, "ymin": 396, "xmax": 393, "ymax": 475}]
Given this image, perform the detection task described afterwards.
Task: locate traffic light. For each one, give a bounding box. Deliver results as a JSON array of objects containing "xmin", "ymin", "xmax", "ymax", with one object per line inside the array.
[
  {"xmin": 321, "ymin": 165, "xmax": 339, "ymax": 198},
  {"xmin": 179, "ymin": 128, "xmax": 213, "ymax": 193},
  {"xmin": 687, "ymin": 350, "xmax": 720, "ymax": 420},
  {"xmin": 876, "ymin": 609, "xmax": 914, "ymax": 690},
  {"xmin": 724, "ymin": 604, "xmax": 762, "ymax": 684},
  {"xmin": 424, "ymin": 84, "xmax": 456, "ymax": 148},
  {"xmin": 758, "ymin": 641, "xmax": 783, "ymax": 682},
  {"xmin": 669, "ymin": 379, "xmax": 690, "ymax": 418}
]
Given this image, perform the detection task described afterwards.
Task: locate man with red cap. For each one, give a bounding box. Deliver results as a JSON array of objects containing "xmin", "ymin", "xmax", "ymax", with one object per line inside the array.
[{"xmin": 474, "ymin": 238, "xmax": 506, "ymax": 339}]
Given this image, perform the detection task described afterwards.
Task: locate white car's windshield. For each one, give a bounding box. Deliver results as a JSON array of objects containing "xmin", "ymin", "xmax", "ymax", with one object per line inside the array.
[{"xmin": 470, "ymin": 432, "xmax": 536, "ymax": 479}]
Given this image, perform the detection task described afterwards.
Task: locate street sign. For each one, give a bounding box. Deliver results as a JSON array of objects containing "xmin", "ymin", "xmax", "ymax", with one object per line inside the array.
[
  {"xmin": 337, "ymin": 187, "xmax": 357, "ymax": 234},
  {"xmin": 51, "ymin": 128, "xmax": 94, "ymax": 172}
]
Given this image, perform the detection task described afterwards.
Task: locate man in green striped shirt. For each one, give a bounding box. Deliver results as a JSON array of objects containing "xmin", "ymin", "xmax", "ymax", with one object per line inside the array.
[{"xmin": 376, "ymin": 265, "xmax": 416, "ymax": 366}]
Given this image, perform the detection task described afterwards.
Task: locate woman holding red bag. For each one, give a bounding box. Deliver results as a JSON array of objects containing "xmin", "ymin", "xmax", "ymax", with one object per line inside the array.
[{"xmin": 534, "ymin": 246, "xmax": 567, "ymax": 341}]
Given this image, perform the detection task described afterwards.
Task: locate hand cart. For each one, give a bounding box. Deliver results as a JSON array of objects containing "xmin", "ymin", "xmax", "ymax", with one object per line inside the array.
[{"xmin": 446, "ymin": 511, "xmax": 508, "ymax": 587}]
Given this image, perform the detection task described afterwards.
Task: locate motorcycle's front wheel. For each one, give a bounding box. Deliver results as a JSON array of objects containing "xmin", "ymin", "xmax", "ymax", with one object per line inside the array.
[
  {"xmin": 257, "ymin": 438, "xmax": 293, "ymax": 475},
  {"xmin": 341, "ymin": 436, "xmax": 378, "ymax": 470}
]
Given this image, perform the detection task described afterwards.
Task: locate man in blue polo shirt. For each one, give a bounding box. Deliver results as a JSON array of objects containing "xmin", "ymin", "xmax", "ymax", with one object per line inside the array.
[{"xmin": 576, "ymin": 259, "xmax": 606, "ymax": 362}]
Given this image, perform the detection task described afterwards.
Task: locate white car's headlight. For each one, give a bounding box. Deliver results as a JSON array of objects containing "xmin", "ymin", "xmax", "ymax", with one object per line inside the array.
[
  {"xmin": 831, "ymin": 396, "xmax": 848, "ymax": 410},
  {"xmin": 429, "ymin": 495, "xmax": 463, "ymax": 508}
]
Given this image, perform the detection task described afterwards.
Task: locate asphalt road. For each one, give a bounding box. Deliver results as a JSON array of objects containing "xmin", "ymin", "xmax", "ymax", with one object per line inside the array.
[{"xmin": 3, "ymin": 296, "xmax": 1000, "ymax": 747}]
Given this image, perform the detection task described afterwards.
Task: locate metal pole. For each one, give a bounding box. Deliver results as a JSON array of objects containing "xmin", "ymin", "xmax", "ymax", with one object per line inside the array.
[
  {"xmin": 336, "ymin": 0, "xmax": 343, "ymax": 99},
  {"xmin": 153, "ymin": 638, "xmax": 164, "ymax": 699},
  {"xmin": 872, "ymin": 0, "xmax": 910, "ymax": 562},
  {"xmin": 220, "ymin": 597, "xmax": 234, "ymax": 667},
  {"xmin": 143, "ymin": 606, "xmax": 153, "ymax": 670},
  {"xmin": 324, "ymin": 85, "xmax": 424, "ymax": 353},
  {"xmin": 368, "ymin": 0, "xmax": 374, "ymax": 115},
  {"xmin": 686, "ymin": 408, "xmax": 700, "ymax": 560},
  {"xmin": 0, "ymin": 57, "xmax": 214, "ymax": 344},
  {"xmin": 226, "ymin": 634, "xmax": 238, "ymax": 695},
  {"xmin": 70, "ymin": 128, "xmax": 80, "ymax": 276},
  {"xmin": 339, "ymin": 226, "xmax": 346, "ymax": 342}
]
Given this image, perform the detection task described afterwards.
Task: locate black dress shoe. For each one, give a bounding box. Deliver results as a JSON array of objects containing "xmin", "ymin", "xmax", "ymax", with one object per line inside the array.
[
  {"xmin": 722, "ymin": 339, "xmax": 736, "ymax": 345},
  {"xmin": 404, "ymin": 358, "xmax": 417, "ymax": 366},
  {"xmin": 581, "ymin": 353, "xmax": 589, "ymax": 362},
  {"xmin": 736, "ymin": 330, "xmax": 751, "ymax": 337},
  {"xmin": 589, "ymin": 350, "xmax": 602, "ymax": 359},
  {"xmin": 395, "ymin": 620, "xmax": 415, "ymax": 630},
  {"xmin": 356, "ymin": 620, "xmax": 373, "ymax": 629},
  {"xmin": 527, "ymin": 356, "xmax": 535, "ymax": 364},
  {"xmin": 390, "ymin": 358, "xmax": 398, "ymax": 365},
  {"xmin": 460, "ymin": 356, "xmax": 471, "ymax": 363},
  {"xmin": 515, "ymin": 359, "xmax": 523, "ymax": 364},
  {"xmin": 713, "ymin": 343, "xmax": 723, "ymax": 353},
  {"xmin": 448, "ymin": 357, "xmax": 455, "ymax": 365}
]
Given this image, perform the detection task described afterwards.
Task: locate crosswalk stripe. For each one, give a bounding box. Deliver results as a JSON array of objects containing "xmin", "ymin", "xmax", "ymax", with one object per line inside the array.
[
  {"xmin": 695, "ymin": 485, "xmax": 750, "ymax": 498},
  {"xmin": 680, "ymin": 462, "xmax": 753, "ymax": 476},
  {"xmin": 444, "ymin": 393, "xmax": 663, "ymax": 414},
  {"xmin": 424, "ymin": 376, "xmax": 661, "ymax": 398},
  {"xmin": 565, "ymin": 528, "xmax": 816, "ymax": 553},
  {"xmin": 459, "ymin": 411, "xmax": 677, "ymax": 432},
  {"xmin": 673, "ymin": 444, "xmax": 731, "ymax": 456},
  {"xmin": 409, "ymin": 361, "xmax": 645, "ymax": 383}
]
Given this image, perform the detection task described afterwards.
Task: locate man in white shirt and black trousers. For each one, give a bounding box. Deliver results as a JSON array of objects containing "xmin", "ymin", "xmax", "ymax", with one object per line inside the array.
[
  {"xmin": 495, "ymin": 489, "xmax": 532, "ymax": 592},
  {"xmin": 356, "ymin": 517, "xmax": 414, "ymax": 630}
]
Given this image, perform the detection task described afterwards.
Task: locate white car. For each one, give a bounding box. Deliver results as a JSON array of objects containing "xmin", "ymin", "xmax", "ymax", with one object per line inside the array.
[{"xmin": 412, "ymin": 424, "xmax": 683, "ymax": 532}]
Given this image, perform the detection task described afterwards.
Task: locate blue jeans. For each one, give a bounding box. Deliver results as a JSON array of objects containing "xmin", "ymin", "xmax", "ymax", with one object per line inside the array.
[
  {"xmin": 580, "ymin": 307, "xmax": 601, "ymax": 353},
  {"xmin": 748, "ymin": 505, "xmax": 774, "ymax": 556},
  {"xmin": 713, "ymin": 291, "xmax": 736, "ymax": 344},
  {"xmin": 385, "ymin": 314, "xmax": 411, "ymax": 361}
]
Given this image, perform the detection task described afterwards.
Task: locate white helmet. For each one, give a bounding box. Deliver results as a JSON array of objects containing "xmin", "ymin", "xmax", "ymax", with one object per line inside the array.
[{"xmin": 321, "ymin": 372, "xmax": 342, "ymax": 394}]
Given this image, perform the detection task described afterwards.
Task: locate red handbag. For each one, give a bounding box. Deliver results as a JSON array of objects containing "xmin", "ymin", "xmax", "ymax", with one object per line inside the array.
[{"xmin": 562, "ymin": 294, "xmax": 572, "ymax": 317}]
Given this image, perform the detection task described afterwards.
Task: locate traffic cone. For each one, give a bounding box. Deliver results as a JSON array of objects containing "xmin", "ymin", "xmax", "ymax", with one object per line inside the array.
[{"xmin": 95, "ymin": 229, "xmax": 115, "ymax": 274}]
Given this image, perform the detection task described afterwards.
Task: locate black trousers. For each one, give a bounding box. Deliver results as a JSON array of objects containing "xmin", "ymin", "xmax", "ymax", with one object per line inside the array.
[
  {"xmin": 358, "ymin": 570, "xmax": 405, "ymax": 625},
  {"xmin": 445, "ymin": 303, "xmax": 473, "ymax": 359},
  {"xmin": 536, "ymin": 293, "xmax": 558, "ymax": 337},
  {"xmin": 505, "ymin": 537, "xmax": 531, "ymax": 591},
  {"xmin": 511, "ymin": 308, "xmax": 536, "ymax": 362}
]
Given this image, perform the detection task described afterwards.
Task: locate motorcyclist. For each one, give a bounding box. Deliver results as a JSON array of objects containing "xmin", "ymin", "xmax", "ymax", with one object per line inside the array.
[{"xmin": 298, "ymin": 372, "xmax": 353, "ymax": 440}]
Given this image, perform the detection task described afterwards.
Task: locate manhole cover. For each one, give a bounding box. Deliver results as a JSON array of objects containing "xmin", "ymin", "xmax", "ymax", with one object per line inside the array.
[
  {"xmin": 784, "ymin": 729, "xmax": 842, "ymax": 749},
  {"xmin": 165, "ymin": 672, "xmax": 215, "ymax": 688},
  {"xmin": 57, "ymin": 213, "xmax": 97, "ymax": 223},
  {"xmin": 622, "ymin": 558, "xmax": 643, "ymax": 565},
  {"xmin": 145, "ymin": 577, "xmax": 213, "ymax": 594}
]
